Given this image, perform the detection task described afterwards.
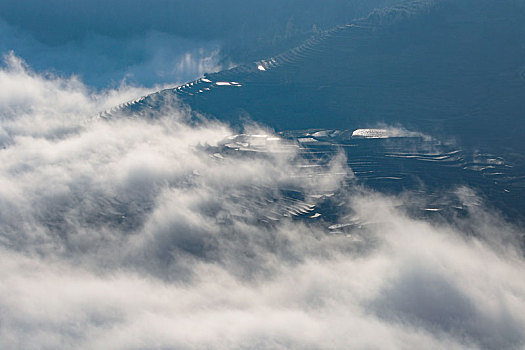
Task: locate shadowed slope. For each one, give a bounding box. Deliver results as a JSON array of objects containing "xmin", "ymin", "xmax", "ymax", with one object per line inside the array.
[
  {"xmin": 102, "ymin": 0, "xmax": 525, "ymax": 154},
  {"xmin": 101, "ymin": 0, "xmax": 525, "ymax": 218}
]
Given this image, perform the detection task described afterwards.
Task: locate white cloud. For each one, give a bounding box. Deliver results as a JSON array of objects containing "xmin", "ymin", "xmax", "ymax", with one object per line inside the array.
[{"xmin": 0, "ymin": 55, "xmax": 524, "ymax": 350}]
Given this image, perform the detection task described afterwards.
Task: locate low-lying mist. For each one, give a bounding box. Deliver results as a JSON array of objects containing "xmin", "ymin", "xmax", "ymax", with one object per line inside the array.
[{"xmin": 0, "ymin": 54, "xmax": 524, "ymax": 349}]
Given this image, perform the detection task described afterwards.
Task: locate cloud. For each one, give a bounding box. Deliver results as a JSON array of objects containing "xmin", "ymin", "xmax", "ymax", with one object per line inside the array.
[{"xmin": 0, "ymin": 56, "xmax": 524, "ymax": 349}]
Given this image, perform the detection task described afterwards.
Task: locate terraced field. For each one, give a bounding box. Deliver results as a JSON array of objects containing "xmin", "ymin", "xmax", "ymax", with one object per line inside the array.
[
  {"xmin": 99, "ymin": 0, "xmax": 525, "ymax": 220},
  {"xmin": 203, "ymin": 130, "xmax": 525, "ymax": 223}
]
